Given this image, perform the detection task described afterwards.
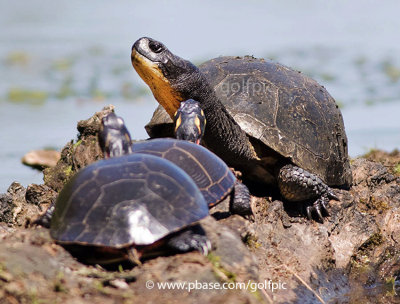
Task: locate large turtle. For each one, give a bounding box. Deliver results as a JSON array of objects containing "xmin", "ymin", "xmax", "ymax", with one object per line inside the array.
[
  {"xmin": 50, "ymin": 152, "xmax": 210, "ymax": 265},
  {"xmin": 100, "ymin": 112, "xmax": 251, "ymax": 217},
  {"xmin": 131, "ymin": 37, "xmax": 353, "ymax": 222}
]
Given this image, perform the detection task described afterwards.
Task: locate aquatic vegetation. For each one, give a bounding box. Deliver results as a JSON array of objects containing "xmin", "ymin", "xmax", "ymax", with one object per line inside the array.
[
  {"xmin": 382, "ymin": 60, "xmax": 400, "ymax": 83},
  {"xmin": 7, "ymin": 87, "xmax": 47, "ymax": 104},
  {"xmin": 5, "ymin": 51, "xmax": 30, "ymax": 66}
]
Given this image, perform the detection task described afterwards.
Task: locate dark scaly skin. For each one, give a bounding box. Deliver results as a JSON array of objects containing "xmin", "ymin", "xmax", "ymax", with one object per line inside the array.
[
  {"xmin": 230, "ymin": 180, "xmax": 252, "ymax": 218},
  {"xmin": 277, "ymin": 164, "xmax": 339, "ymax": 222},
  {"xmin": 166, "ymin": 225, "xmax": 211, "ymax": 255},
  {"xmin": 174, "ymin": 99, "xmax": 206, "ymax": 144}
]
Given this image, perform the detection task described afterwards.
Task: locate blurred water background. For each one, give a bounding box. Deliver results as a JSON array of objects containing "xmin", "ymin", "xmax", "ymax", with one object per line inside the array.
[{"xmin": 1, "ymin": 0, "xmax": 400, "ymax": 192}]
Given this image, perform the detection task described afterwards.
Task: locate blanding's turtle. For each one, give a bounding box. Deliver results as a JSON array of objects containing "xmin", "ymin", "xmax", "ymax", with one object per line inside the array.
[{"xmin": 131, "ymin": 37, "xmax": 352, "ymax": 222}]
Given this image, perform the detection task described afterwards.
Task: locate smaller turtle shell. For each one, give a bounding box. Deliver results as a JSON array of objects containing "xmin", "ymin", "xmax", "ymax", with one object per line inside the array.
[
  {"xmin": 50, "ymin": 153, "xmax": 208, "ymax": 248},
  {"xmin": 131, "ymin": 138, "xmax": 236, "ymax": 207}
]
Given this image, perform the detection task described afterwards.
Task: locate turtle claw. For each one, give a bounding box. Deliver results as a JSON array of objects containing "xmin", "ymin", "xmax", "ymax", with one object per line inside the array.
[
  {"xmin": 305, "ymin": 195, "xmax": 331, "ymax": 223},
  {"xmin": 315, "ymin": 204, "xmax": 324, "ymax": 223},
  {"xmin": 200, "ymin": 239, "xmax": 212, "ymax": 256},
  {"xmin": 328, "ymin": 190, "xmax": 340, "ymax": 201},
  {"xmin": 306, "ymin": 206, "xmax": 313, "ymax": 221},
  {"xmin": 321, "ymin": 200, "xmax": 330, "ymax": 216}
]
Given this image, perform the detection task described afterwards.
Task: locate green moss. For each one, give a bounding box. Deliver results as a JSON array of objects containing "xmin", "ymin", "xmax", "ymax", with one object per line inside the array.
[
  {"xmin": 369, "ymin": 196, "xmax": 389, "ymax": 211},
  {"xmin": 359, "ymin": 233, "xmax": 384, "ymax": 254},
  {"xmin": 243, "ymin": 234, "xmax": 261, "ymax": 249},
  {"xmin": 53, "ymin": 272, "xmax": 67, "ymax": 293},
  {"xmin": 360, "ymin": 195, "xmax": 389, "ymax": 211},
  {"xmin": 73, "ymin": 139, "xmax": 82, "ymax": 149},
  {"xmin": 394, "ymin": 164, "xmax": 400, "ymax": 176},
  {"xmin": 93, "ymin": 280, "xmax": 104, "ymax": 292},
  {"xmin": 64, "ymin": 165, "xmax": 73, "ymax": 177},
  {"xmin": 28, "ymin": 289, "xmax": 39, "ymax": 304},
  {"xmin": 249, "ymin": 287, "xmax": 264, "ymax": 302},
  {"xmin": 384, "ymin": 276, "xmax": 397, "ymax": 295},
  {"xmin": 118, "ymin": 265, "xmax": 124, "ymax": 273},
  {"xmin": 207, "ymin": 253, "xmax": 237, "ymax": 282}
]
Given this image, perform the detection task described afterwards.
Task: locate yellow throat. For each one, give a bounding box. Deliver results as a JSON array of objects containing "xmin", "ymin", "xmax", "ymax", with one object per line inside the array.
[{"xmin": 131, "ymin": 50, "xmax": 182, "ymax": 118}]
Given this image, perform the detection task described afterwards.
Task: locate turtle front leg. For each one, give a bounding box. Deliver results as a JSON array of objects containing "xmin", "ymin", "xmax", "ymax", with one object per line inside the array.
[
  {"xmin": 32, "ymin": 200, "xmax": 56, "ymax": 228},
  {"xmin": 277, "ymin": 164, "xmax": 339, "ymax": 222},
  {"xmin": 166, "ymin": 224, "xmax": 211, "ymax": 256},
  {"xmin": 229, "ymin": 180, "xmax": 253, "ymax": 218}
]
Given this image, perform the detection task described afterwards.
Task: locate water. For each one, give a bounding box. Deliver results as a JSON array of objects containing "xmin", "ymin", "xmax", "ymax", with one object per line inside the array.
[{"xmin": 1, "ymin": 0, "xmax": 400, "ymax": 192}]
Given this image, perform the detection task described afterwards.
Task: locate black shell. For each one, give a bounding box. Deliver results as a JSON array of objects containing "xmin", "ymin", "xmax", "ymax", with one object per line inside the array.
[
  {"xmin": 132, "ymin": 138, "xmax": 236, "ymax": 207},
  {"xmin": 146, "ymin": 56, "xmax": 352, "ymax": 188},
  {"xmin": 50, "ymin": 153, "xmax": 208, "ymax": 248}
]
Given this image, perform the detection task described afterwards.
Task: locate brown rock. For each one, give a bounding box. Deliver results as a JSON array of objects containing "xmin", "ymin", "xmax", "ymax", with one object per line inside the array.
[
  {"xmin": 0, "ymin": 182, "xmax": 43, "ymax": 227},
  {"xmin": 21, "ymin": 150, "xmax": 61, "ymax": 170}
]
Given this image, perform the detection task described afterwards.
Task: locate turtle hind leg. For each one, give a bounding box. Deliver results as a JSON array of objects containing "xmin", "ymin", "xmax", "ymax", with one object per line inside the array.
[
  {"xmin": 166, "ymin": 224, "xmax": 211, "ymax": 256},
  {"xmin": 229, "ymin": 180, "xmax": 253, "ymax": 218},
  {"xmin": 277, "ymin": 164, "xmax": 339, "ymax": 222}
]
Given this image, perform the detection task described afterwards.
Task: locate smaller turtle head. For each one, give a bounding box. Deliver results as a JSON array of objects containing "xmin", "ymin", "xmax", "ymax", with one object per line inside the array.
[
  {"xmin": 131, "ymin": 37, "xmax": 205, "ymax": 118},
  {"xmin": 174, "ymin": 99, "xmax": 206, "ymax": 145},
  {"xmin": 99, "ymin": 112, "xmax": 132, "ymax": 158}
]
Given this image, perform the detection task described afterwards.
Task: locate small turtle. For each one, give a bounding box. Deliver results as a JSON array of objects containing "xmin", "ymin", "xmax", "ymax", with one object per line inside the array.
[
  {"xmin": 174, "ymin": 99, "xmax": 206, "ymax": 144},
  {"xmin": 131, "ymin": 37, "xmax": 353, "ymax": 222},
  {"xmin": 50, "ymin": 152, "xmax": 210, "ymax": 265},
  {"xmin": 101, "ymin": 112, "xmax": 251, "ymax": 217}
]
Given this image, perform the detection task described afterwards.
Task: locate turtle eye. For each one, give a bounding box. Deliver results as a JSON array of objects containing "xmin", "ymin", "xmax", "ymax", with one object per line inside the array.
[{"xmin": 148, "ymin": 40, "xmax": 164, "ymax": 53}]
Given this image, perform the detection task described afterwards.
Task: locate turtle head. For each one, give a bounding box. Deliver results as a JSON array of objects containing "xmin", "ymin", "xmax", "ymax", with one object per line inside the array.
[
  {"xmin": 99, "ymin": 112, "xmax": 132, "ymax": 158},
  {"xmin": 174, "ymin": 99, "xmax": 206, "ymax": 145},
  {"xmin": 131, "ymin": 37, "xmax": 204, "ymax": 118}
]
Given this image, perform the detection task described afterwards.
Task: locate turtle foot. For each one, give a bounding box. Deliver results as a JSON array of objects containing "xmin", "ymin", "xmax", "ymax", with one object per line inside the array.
[
  {"xmin": 167, "ymin": 225, "xmax": 211, "ymax": 256},
  {"xmin": 277, "ymin": 164, "xmax": 339, "ymax": 222},
  {"xmin": 32, "ymin": 201, "xmax": 56, "ymax": 228},
  {"xmin": 305, "ymin": 194, "xmax": 330, "ymax": 223},
  {"xmin": 230, "ymin": 180, "xmax": 253, "ymax": 219}
]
